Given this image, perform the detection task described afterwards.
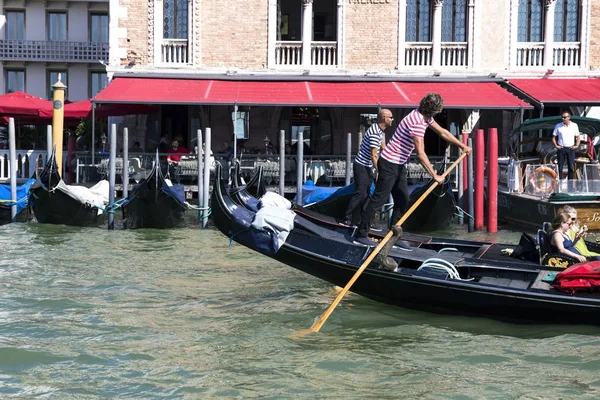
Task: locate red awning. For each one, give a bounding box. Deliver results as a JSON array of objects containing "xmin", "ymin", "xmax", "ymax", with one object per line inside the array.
[
  {"xmin": 507, "ymin": 78, "xmax": 600, "ymax": 105},
  {"xmin": 38, "ymin": 99, "xmax": 158, "ymax": 119},
  {"xmin": 93, "ymin": 77, "xmax": 531, "ymax": 109},
  {"xmin": 0, "ymin": 91, "xmax": 53, "ymax": 116}
]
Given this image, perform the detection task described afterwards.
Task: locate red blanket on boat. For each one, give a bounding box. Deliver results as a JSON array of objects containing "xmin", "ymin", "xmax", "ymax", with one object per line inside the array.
[{"xmin": 551, "ymin": 261, "xmax": 600, "ymax": 294}]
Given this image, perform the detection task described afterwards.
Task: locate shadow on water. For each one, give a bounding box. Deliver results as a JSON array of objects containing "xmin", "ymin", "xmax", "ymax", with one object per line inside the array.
[{"xmin": 319, "ymin": 295, "xmax": 600, "ymax": 340}]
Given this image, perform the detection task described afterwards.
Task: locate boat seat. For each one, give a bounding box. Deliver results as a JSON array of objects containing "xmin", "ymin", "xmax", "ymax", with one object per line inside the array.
[{"xmin": 537, "ymin": 229, "xmax": 578, "ymax": 268}]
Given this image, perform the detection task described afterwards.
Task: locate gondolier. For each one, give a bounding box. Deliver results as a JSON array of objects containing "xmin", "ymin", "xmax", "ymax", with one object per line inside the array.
[
  {"xmin": 354, "ymin": 93, "xmax": 471, "ymax": 247},
  {"xmin": 552, "ymin": 111, "xmax": 580, "ymax": 182},
  {"xmin": 342, "ymin": 109, "xmax": 392, "ymax": 227}
]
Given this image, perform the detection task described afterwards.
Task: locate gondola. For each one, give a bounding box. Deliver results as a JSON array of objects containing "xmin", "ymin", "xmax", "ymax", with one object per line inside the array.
[
  {"xmin": 29, "ymin": 152, "xmax": 110, "ymax": 226},
  {"xmin": 230, "ymin": 160, "xmax": 541, "ymax": 259},
  {"xmin": 122, "ymin": 156, "xmax": 187, "ymax": 229},
  {"xmin": 213, "ymin": 161, "xmax": 600, "ymax": 325},
  {"xmin": 0, "ymin": 178, "xmax": 35, "ymax": 224}
]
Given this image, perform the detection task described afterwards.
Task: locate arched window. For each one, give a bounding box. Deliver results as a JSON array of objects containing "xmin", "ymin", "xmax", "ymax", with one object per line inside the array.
[
  {"xmin": 517, "ymin": 0, "xmax": 543, "ymax": 42},
  {"xmin": 164, "ymin": 0, "xmax": 188, "ymax": 39},
  {"xmin": 406, "ymin": 0, "xmax": 431, "ymax": 42},
  {"xmin": 441, "ymin": 0, "xmax": 467, "ymax": 42},
  {"xmin": 554, "ymin": 0, "xmax": 579, "ymax": 42}
]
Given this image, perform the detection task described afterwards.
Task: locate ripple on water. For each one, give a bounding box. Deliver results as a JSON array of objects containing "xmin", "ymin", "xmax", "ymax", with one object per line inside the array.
[{"xmin": 1, "ymin": 225, "xmax": 600, "ymax": 398}]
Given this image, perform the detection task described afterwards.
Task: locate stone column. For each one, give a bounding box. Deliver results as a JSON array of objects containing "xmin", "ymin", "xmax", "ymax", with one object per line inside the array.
[
  {"xmin": 431, "ymin": 0, "xmax": 443, "ymax": 68},
  {"xmin": 302, "ymin": 0, "xmax": 313, "ymax": 68},
  {"xmin": 543, "ymin": 0, "xmax": 557, "ymax": 68},
  {"xmin": 336, "ymin": 0, "xmax": 345, "ymax": 68},
  {"xmin": 397, "ymin": 0, "xmax": 407, "ymax": 69},
  {"xmin": 267, "ymin": 0, "xmax": 277, "ymax": 68},
  {"xmin": 467, "ymin": 0, "xmax": 476, "ymax": 68}
]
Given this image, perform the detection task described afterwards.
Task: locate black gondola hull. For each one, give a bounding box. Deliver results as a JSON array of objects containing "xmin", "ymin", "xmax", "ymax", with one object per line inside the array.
[
  {"xmin": 122, "ymin": 161, "xmax": 187, "ymax": 229},
  {"xmin": 213, "ymin": 163, "xmax": 600, "ymax": 325}
]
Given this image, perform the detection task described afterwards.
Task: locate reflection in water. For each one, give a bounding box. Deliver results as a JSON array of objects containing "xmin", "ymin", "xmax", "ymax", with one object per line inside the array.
[{"xmin": 0, "ymin": 223, "xmax": 599, "ymax": 399}]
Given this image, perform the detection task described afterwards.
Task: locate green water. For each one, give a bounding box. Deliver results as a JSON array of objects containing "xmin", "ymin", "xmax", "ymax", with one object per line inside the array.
[{"xmin": 1, "ymin": 222, "xmax": 600, "ymax": 399}]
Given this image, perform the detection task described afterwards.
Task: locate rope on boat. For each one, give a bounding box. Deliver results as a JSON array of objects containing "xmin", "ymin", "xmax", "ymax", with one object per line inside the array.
[
  {"xmin": 184, "ymin": 202, "xmax": 212, "ymax": 219},
  {"xmin": 94, "ymin": 198, "xmax": 129, "ymax": 214},
  {"xmin": 417, "ymin": 257, "xmax": 473, "ymax": 281},
  {"xmin": 454, "ymin": 205, "xmax": 474, "ymax": 220},
  {"xmin": 0, "ymin": 197, "xmax": 28, "ymax": 206}
]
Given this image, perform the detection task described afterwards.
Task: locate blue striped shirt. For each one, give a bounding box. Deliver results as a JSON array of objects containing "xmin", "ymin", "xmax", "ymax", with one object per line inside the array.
[{"xmin": 355, "ymin": 123, "xmax": 385, "ymax": 168}]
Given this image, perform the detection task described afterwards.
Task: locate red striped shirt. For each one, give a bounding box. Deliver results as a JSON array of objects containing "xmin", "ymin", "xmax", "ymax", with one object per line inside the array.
[{"xmin": 381, "ymin": 109, "xmax": 433, "ymax": 164}]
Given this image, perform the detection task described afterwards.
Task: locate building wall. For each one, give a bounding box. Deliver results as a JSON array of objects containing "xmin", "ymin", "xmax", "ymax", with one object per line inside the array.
[
  {"xmin": 478, "ymin": 0, "xmax": 510, "ymax": 71},
  {"xmin": 200, "ymin": 0, "xmax": 267, "ymax": 69},
  {"xmin": 591, "ymin": 0, "xmax": 600, "ymax": 70},
  {"xmin": 344, "ymin": 1, "xmax": 398, "ymax": 70},
  {"xmin": 116, "ymin": 0, "xmax": 148, "ymax": 65}
]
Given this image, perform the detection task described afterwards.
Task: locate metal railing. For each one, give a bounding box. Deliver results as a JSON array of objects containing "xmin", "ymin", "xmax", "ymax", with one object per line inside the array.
[{"xmin": 0, "ymin": 39, "xmax": 109, "ymax": 63}]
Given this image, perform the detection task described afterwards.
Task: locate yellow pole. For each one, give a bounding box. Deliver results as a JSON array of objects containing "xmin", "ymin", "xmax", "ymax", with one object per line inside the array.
[{"xmin": 51, "ymin": 74, "xmax": 67, "ymax": 176}]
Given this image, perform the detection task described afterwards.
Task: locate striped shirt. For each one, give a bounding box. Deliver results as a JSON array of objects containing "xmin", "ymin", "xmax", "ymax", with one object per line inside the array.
[
  {"xmin": 381, "ymin": 109, "xmax": 434, "ymax": 164},
  {"xmin": 354, "ymin": 123, "xmax": 385, "ymax": 168}
]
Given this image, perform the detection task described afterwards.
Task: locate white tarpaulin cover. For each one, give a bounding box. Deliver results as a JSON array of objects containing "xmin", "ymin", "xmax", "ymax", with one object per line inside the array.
[{"xmin": 31, "ymin": 179, "xmax": 110, "ymax": 214}]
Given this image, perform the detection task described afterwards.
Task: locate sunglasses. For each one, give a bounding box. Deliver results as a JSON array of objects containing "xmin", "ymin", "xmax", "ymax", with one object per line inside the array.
[{"xmin": 562, "ymin": 116, "xmax": 570, "ymax": 119}]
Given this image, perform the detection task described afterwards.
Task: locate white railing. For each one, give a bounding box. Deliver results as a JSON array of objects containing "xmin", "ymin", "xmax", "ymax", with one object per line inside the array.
[
  {"xmin": 274, "ymin": 41, "xmax": 338, "ymax": 67},
  {"xmin": 161, "ymin": 39, "xmax": 189, "ymax": 65},
  {"xmin": 0, "ymin": 150, "xmax": 47, "ymax": 181},
  {"xmin": 311, "ymin": 41, "xmax": 337, "ymax": 67},
  {"xmin": 275, "ymin": 41, "xmax": 302, "ymax": 66},
  {"xmin": 405, "ymin": 42, "xmax": 433, "ymax": 66},
  {"xmin": 515, "ymin": 42, "xmax": 544, "ymax": 67},
  {"xmin": 441, "ymin": 42, "xmax": 468, "ymax": 67},
  {"xmin": 0, "ymin": 40, "xmax": 108, "ymax": 63},
  {"xmin": 553, "ymin": 42, "xmax": 580, "ymax": 67}
]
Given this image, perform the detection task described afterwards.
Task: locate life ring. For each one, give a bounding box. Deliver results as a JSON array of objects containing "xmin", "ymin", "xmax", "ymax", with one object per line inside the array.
[{"xmin": 529, "ymin": 166, "xmax": 558, "ymax": 194}]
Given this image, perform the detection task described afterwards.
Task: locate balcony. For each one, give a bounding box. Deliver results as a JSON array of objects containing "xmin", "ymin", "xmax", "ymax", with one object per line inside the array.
[
  {"xmin": 405, "ymin": 42, "xmax": 433, "ymax": 66},
  {"xmin": 515, "ymin": 42, "xmax": 581, "ymax": 68},
  {"xmin": 274, "ymin": 41, "xmax": 338, "ymax": 68},
  {"xmin": 405, "ymin": 42, "xmax": 468, "ymax": 68},
  {"xmin": 0, "ymin": 40, "xmax": 108, "ymax": 63},
  {"xmin": 160, "ymin": 39, "xmax": 189, "ymax": 65},
  {"xmin": 515, "ymin": 42, "xmax": 544, "ymax": 67},
  {"xmin": 553, "ymin": 42, "xmax": 580, "ymax": 67}
]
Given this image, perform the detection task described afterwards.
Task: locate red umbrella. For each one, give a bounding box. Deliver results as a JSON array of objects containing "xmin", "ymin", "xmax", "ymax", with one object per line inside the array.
[
  {"xmin": 0, "ymin": 91, "xmax": 53, "ymax": 116},
  {"xmin": 39, "ymin": 99, "xmax": 158, "ymax": 119}
]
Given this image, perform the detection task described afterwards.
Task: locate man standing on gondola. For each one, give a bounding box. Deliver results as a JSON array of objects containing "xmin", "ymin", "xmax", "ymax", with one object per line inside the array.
[
  {"xmin": 353, "ymin": 93, "xmax": 471, "ymax": 249},
  {"xmin": 552, "ymin": 111, "xmax": 580, "ymax": 183},
  {"xmin": 342, "ymin": 109, "xmax": 393, "ymax": 227}
]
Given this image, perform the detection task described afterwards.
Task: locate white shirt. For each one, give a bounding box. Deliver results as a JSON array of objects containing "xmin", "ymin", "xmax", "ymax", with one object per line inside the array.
[{"xmin": 553, "ymin": 121, "xmax": 579, "ymax": 147}]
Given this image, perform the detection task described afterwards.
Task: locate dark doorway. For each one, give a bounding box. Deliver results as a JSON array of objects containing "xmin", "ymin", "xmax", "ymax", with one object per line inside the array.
[{"xmin": 161, "ymin": 105, "xmax": 189, "ymax": 146}]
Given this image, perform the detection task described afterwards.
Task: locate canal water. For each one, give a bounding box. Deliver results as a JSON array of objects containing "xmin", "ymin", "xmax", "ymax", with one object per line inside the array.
[{"xmin": 1, "ymin": 221, "xmax": 600, "ymax": 399}]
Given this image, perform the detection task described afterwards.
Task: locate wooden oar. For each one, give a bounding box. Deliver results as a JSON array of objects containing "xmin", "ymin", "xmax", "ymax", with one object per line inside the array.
[{"xmin": 309, "ymin": 151, "xmax": 469, "ymax": 333}]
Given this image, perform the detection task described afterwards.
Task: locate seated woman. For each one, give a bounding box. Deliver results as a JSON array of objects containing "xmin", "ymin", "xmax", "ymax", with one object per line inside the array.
[
  {"xmin": 550, "ymin": 212, "xmax": 587, "ymax": 263},
  {"xmin": 561, "ymin": 205, "xmax": 600, "ymax": 260}
]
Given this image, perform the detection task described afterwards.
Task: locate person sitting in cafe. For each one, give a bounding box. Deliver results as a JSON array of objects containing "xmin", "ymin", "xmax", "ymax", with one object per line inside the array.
[
  {"xmin": 130, "ymin": 141, "xmax": 144, "ymax": 153},
  {"xmin": 550, "ymin": 212, "xmax": 587, "ymax": 263},
  {"xmin": 167, "ymin": 136, "xmax": 190, "ymax": 164}
]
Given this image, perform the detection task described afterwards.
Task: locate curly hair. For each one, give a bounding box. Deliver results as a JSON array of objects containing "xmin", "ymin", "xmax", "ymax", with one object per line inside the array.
[{"xmin": 418, "ymin": 93, "xmax": 444, "ymax": 116}]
